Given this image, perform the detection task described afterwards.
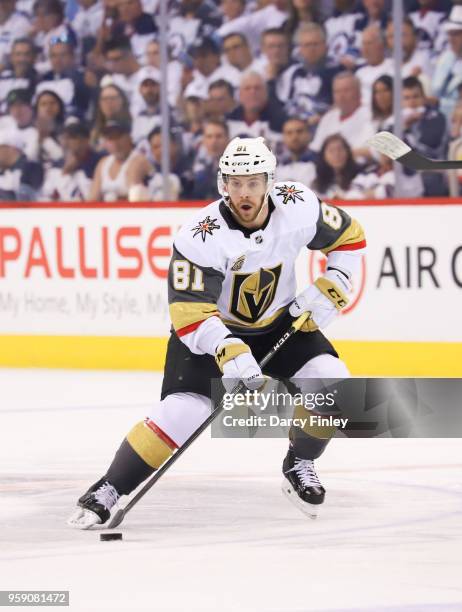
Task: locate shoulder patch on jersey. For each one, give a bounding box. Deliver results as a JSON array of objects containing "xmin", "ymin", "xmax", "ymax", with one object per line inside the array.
[
  {"xmin": 275, "ymin": 183, "xmax": 305, "ymax": 205},
  {"xmin": 191, "ymin": 215, "xmax": 221, "ymax": 242}
]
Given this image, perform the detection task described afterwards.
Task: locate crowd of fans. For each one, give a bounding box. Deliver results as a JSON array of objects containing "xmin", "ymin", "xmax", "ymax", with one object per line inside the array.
[{"xmin": 0, "ymin": 0, "xmax": 461, "ymax": 202}]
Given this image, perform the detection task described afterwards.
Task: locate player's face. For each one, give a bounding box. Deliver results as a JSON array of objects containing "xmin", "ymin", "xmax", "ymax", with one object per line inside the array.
[{"xmin": 226, "ymin": 174, "xmax": 267, "ymax": 224}]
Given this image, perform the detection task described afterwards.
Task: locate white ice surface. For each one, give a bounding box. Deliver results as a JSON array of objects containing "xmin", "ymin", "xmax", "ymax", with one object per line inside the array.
[{"xmin": 0, "ymin": 369, "xmax": 461, "ymax": 612}]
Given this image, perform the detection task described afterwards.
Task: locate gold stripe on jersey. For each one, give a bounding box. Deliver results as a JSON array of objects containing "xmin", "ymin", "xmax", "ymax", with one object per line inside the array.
[
  {"xmin": 126, "ymin": 421, "xmax": 173, "ymax": 468},
  {"xmin": 321, "ymin": 218, "xmax": 366, "ymax": 254},
  {"xmin": 169, "ymin": 301, "xmax": 220, "ymax": 333},
  {"xmin": 221, "ymin": 306, "xmax": 286, "ymax": 330}
]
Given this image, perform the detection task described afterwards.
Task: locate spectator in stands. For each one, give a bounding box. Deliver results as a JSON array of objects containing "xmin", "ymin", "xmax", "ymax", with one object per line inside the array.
[
  {"xmin": 348, "ymin": 153, "xmax": 395, "ymax": 199},
  {"xmin": 40, "ymin": 37, "xmax": 93, "ymax": 118},
  {"xmin": 131, "ymin": 67, "xmax": 162, "ymax": 146},
  {"xmin": 91, "ymin": 83, "xmax": 131, "ymax": 149},
  {"xmin": 144, "ymin": 38, "xmax": 182, "ymax": 107},
  {"xmin": 89, "ymin": 118, "xmax": 142, "ymax": 201},
  {"xmin": 0, "ymin": 0, "xmax": 30, "ymax": 70},
  {"xmin": 220, "ymin": 0, "xmax": 246, "ymax": 24},
  {"xmin": 284, "ymin": 0, "xmax": 321, "ymax": 38},
  {"xmin": 310, "ymin": 71, "xmax": 374, "ymax": 157},
  {"xmin": 385, "ymin": 18, "xmax": 431, "ymax": 87},
  {"xmin": 371, "ymin": 74, "xmax": 393, "ymax": 132},
  {"xmin": 191, "ymin": 118, "xmax": 229, "ymax": 198},
  {"xmin": 311, "ymin": 134, "xmax": 362, "ymax": 199},
  {"xmin": 0, "ymin": 38, "xmax": 38, "ymax": 113},
  {"xmin": 17, "ymin": 1, "xmax": 35, "ymax": 17},
  {"xmin": 1, "ymin": 89, "xmax": 39, "ymax": 161},
  {"xmin": 85, "ymin": 0, "xmax": 120, "ymax": 74},
  {"xmin": 102, "ymin": 36, "xmax": 141, "ymax": 103},
  {"xmin": 41, "ymin": 119, "xmax": 103, "ymax": 201},
  {"xmin": 227, "ymin": 70, "xmax": 287, "ymax": 151},
  {"xmin": 182, "ymin": 93, "xmax": 206, "ymax": 151},
  {"xmin": 324, "ymin": 0, "xmax": 363, "ymax": 69},
  {"xmin": 72, "ymin": 0, "xmax": 104, "ymax": 49},
  {"xmin": 218, "ymin": 0, "xmax": 289, "ymax": 55},
  {"xmin": 31, "ymin": 0, "xmax": 77, "ymax": 74},
  {"xmin": 0, "ymin": 129, "xmax": 43, "ymax": 201},
  {"xmin": 352, "ymin": 0, "xmax": 388, "ymax": 53},
  {"xmin": 276, "ymin": 117, "xmax": 316, "ymax": 184},
  {"xmin": 432, "ymin": 6, "xmax": 462, "ymax": 121},
  {"xmin": 112, "ymin": 0, "xmax": 157, "ymax": 62},
  {"xmin": 184, "ymin": 36, "xmax": 240, "ymax": 100},
  {"xmin": 221, "ymin": 33, "xmax": 256, "ymax": 74},
  {"xmin": 149, "ymin": 126, "xmax": 194, "ymax": 197},
  {"xmin": 35, "ymin": 89, "xmax": 66, "ymax": 168},
  {"xmin": 409, "ymin": 0, "xmax": 447, "ymax": 56},
  {"xmin": 205, "ymin": 79, "xmax": 236, "ymax": 121},
  {"xmin": 126, "ymin": 126, "xmax": 193, "ymax": 201},
  {"xmin": 355, "ymin": 24, "xmax": 392, "ymax": 108},
  {"xmin": 168, "ymin": 0, "xmax": 222, "ymax": 54},
  {"xmin": 286, "ymin": 23, "xmax": 341, "ymax": 125},
  {"xmin": 255, "ymin": 28, "xmax": 293, "ymax": 102},
  {"xmin": 403, "ymin": 75, "xmax": 448, "ymax": 195}
]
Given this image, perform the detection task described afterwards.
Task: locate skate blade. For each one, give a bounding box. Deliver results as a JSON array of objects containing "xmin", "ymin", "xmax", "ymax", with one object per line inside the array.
[
  {"xmin": 281, "ymin": 479, "xmax": 319, "ymax": 520},
  {"xmin": 67, "ymin": 507, "xmax": 103, "ymax": 530}
]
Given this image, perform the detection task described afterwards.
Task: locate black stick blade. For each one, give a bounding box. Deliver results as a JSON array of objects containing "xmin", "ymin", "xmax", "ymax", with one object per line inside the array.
[{"xmin": 367, "ymin": 131, "xmax": 462, "ymax": 171}]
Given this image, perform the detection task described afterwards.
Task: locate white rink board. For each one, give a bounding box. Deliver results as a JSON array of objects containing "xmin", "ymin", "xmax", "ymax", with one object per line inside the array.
[{"xmin": 0, "ymin": 203, "xmax": 461, "ymax": 342}]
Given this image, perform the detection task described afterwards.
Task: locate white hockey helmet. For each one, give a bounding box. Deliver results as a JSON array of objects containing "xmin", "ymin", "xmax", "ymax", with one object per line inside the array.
[{"xmin": 217, "ymin": 136, "xmax": 277, "ymax": 199}]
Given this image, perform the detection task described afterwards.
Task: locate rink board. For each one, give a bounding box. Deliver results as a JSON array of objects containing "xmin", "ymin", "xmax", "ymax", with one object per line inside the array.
[{"xmin": 0, "ymin": 199, "xmax": 461, "ymax": 375}]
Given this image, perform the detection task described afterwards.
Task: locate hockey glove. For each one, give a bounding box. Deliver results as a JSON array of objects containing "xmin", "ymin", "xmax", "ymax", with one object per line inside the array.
[
  {"xmin": 215, "ymin": 338, "xmax": 264, "ymax": 392},
  {"xmin": 289, "ymin": 269, "xmax": 351, "ymax": 332}
]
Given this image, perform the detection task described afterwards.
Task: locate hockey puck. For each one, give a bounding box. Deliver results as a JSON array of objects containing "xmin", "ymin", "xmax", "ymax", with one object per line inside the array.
[{"xmin": 100, "ymin": 532, "xmax": 123, "ymax": 541}]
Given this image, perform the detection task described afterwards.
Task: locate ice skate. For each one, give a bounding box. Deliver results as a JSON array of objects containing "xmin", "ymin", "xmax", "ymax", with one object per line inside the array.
[
  {"xmin": 281, "ymin": 448, "xmax": 325, "ymax": 519},
  {"xmin": 67, "ymin": 478, "xmax": 120, "ymax": 530}
]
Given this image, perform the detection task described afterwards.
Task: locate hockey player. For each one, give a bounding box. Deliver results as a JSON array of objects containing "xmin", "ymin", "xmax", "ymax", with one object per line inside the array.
[{"xmin": 68, "ymin": 136, "xmax": 366, "ymax": 528}]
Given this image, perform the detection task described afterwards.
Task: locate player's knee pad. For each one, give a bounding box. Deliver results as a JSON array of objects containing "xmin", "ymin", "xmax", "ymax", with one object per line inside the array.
[
  {"xmin": 146, "ymin": 392, "xmax": 212, "ymax": 448},
  {"xmin": 292, "ymin": 354, "xmax": 350, "ymax": 380}
]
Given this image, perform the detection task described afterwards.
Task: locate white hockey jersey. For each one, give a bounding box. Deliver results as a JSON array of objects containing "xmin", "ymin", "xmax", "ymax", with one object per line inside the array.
[{"xmin": 168, "ymin": 181, "xmax": 366, "ymax": 355}]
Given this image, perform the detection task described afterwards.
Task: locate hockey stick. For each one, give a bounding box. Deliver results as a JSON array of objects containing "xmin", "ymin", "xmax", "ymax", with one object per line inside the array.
[
  {"xmin": 107, "ymin": 311, "xmax": 309, "ymax": 528},
  {"xmin": 367, "ymin": 131, "xmax": 462, "ymax": 170}
]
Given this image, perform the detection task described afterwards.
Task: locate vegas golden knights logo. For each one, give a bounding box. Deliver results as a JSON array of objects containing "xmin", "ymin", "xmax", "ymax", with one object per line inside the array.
[{"xmin": 230, "ymin": 264, "xmax": 282, "ymax": 324}]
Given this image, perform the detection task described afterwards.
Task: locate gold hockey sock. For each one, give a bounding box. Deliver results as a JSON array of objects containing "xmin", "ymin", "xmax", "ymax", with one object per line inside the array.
[{"xmin": 105, "ymin": 419, "xmax": 178, "ymax": 495}]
